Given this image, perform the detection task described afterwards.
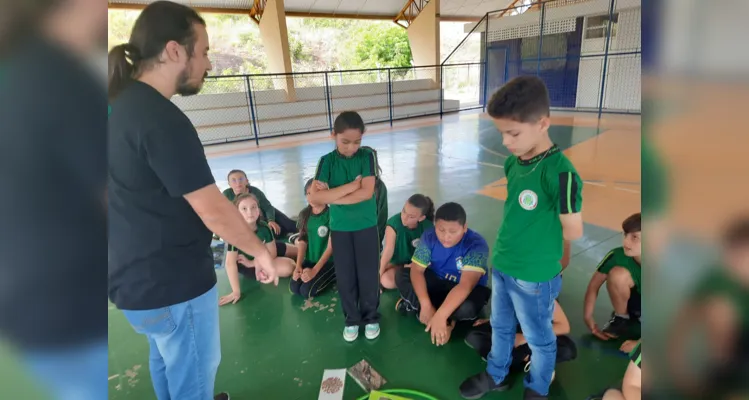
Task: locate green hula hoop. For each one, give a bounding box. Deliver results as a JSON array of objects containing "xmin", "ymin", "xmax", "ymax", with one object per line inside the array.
[{"xmin": 355, "ymin": 389, "xmax": 439, "ymax": 400}]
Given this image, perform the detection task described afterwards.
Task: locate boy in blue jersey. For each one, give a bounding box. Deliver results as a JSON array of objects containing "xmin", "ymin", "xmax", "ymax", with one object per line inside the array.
[{"xmin": 395, "ymin": 202, "xmax": 491, "ymax": 346}]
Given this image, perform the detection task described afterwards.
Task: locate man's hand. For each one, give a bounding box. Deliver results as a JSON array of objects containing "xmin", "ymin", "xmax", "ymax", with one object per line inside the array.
[
  {"xmin": 419, "ymin": 302, "xmax": 436, "ymax": 325},
  {"xmin": 585, "ymin": 316, "xmax": 609, "ymax": 340},
  {"xmin": 219, "ymin": 291, "xmax": 240, "ymax": 306},
  {"xmin": 301, "ymin": 267, "xmax": 319, "ymax": 283},
  {"xmin": 268, "ymin": 221, "xmax": 281, "ymax": 235},
  {"xmin": 253, "ymin": 252, "xmax": 278, "ymax": 286}
]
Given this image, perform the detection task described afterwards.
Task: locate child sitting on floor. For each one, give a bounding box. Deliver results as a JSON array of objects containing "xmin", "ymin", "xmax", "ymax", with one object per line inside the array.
[{"xmin": 289, "ymin": 179, "xmax": 336, "ymax": 299}]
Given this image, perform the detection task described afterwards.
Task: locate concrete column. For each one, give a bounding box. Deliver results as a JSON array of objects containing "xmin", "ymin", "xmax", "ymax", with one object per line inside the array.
[
  {"xmin": 258, "ymin": 0, "xmax": 296, "ymax": 100},
  {"xmin": 407, "ymin": 0, "xmax": 441, "ymax": 86}
]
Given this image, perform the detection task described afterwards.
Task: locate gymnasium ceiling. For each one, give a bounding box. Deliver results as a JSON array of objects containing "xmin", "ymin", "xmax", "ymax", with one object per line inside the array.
[{"xmin": 107, "ymin": 0, "xmax": 515, "ymax": 20}]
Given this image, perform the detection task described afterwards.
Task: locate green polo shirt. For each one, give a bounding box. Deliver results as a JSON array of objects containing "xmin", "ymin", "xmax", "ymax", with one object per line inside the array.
[
  {"xmin": 386, "ymin": 214, "xmax": 433, "ymax": 265},
  {"xmin": 299, "ymin": 208, "xmax": 333, "ymax": 264},
  {"xmin": 597, "ymin": 247, "xmax": 642, "ymax": 292},
  {"xmin": 314, "ymin": 147, "xmax": 378, "ymax": 232},
  {"xmin": 227, "ymin": 221, "xmax": 274, "ymax": 261},
  {"xmin": 493, "ymin": 145, "xmax": 583, "ymax": 282}
]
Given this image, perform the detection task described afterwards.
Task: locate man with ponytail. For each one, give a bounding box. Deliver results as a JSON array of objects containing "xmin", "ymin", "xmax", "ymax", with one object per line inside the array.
[{"xmin": 108, "ymin": 2, "xmax": 275, "ymax": 399}]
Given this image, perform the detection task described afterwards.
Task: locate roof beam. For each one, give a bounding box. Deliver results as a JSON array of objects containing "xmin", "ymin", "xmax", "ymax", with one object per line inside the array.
[
  {"xmin": 393, "ymin": 0, "xmax": 430, "ymax": 28},
  {"xmin": 107, "ymin": 1, "xmax": 480, "ymax": 22}
]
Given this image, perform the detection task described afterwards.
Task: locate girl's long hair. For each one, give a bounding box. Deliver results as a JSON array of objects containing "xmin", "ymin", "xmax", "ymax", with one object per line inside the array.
[{"xmin": 297, "ymin": 179, "xmax": 328, "ymax": 242}]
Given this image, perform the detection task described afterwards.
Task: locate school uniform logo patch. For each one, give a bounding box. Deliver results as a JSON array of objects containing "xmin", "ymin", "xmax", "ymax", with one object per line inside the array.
[
  {"xmin": 317, "ymin": 226, "xmax": 329, "ymax": 237},
  {"xmin": 456, "ymin": 257, "xmax": 464, "ymax": 270},
  {"xmin": 519, "ymin": 190, "xmax": 539, "ymax": 210},
  {"xmin": 412, "ymin": 238, "xmax": 421, "ymax": 248}
]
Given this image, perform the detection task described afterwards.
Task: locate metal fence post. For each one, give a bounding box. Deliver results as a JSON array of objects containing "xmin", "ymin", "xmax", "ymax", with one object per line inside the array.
[
  {"xmin": 244, "ymin": 76, "xmax": 260, "ymax": 146},
  {"xmin": 598, "ymin": 0, "xmax": 616, "ymax": 118},
  {"xmin": 324, "ymin": 72, "xmax": 333, "ymax": 131},
  {"xmin": 439, "ymin": 65, "xmax": 444, "ymax": 119},
  {"xmin": 537, "ymin": 2, "xmax": 546, "ymax": 76},
  {"xmin": 482, "ymin": 12, "xmax": 490, "ymax": 111},
  {"xmin": 388, "ymin": 69, "xmax": 393, "ymax": 127}
]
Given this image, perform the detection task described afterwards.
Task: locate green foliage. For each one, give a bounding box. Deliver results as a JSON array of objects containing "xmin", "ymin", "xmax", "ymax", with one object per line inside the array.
[{"xmin": 346, "ymin": 24, "xmax": 412, "ymax": 69}]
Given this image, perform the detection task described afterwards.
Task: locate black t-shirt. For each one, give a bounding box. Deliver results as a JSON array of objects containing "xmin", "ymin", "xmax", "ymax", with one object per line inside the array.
[
  {"xmin": 108, "ymin": 81, "xmax": 217, "ymax": 310},
  {"xmin": 0, "ymin": 37, "xmax": 107, "ymax": 350}
]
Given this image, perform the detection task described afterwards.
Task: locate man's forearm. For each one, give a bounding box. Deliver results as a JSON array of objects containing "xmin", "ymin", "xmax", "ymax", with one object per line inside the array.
[{"xmin": 206, "ymin": 201, "xmax": 269, "ymax": 259}]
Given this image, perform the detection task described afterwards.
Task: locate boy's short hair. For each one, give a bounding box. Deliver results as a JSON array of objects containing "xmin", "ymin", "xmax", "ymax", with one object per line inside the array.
[
  {"xmin": 487, "ymin": 76, "xmax": 550, "ymax": 123},
  {"xmin": 435, "ymin": 202, "xmax": 467, "ymax": 226},
  {"xmin": 622, "ymin": 212, "xmax": 641, "ymax": 234}
]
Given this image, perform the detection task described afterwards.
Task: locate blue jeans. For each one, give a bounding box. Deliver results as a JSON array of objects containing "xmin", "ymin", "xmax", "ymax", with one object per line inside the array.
[
  {"xmin": 122, "ymin": 285, "xmax": 221, "ymax": 400},
  {"xmin": 486, "ymin": 269, "xmax": 562, "ymax": 396},
  {"xmin": 22, "ymin": 338, "xmax": 108, "ymax": 400}
]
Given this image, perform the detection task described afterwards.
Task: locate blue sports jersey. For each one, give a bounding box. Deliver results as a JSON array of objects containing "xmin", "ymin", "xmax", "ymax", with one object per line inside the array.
[{"xmin": 411, "ymin": 227, "xmax": 489, "ymax": 287}]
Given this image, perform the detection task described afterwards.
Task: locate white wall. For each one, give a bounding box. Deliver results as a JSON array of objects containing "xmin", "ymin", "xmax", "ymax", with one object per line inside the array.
[{"xmin": 174, "ymin": 78, "xmax": 461, "ymax": 144}]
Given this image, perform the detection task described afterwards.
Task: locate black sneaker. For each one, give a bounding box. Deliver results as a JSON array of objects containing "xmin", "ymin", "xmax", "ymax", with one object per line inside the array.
[
  {"xmin": 214, "ymin": 393, "xmax": 230, "ymax": 400},
  {"xmin": 395, "ymin": 298, "xmax": 415, "ymax": 315},
  {"xmin": 601, "ymin": 314, "xmax": 630, "ymax": 338},
  {"xmin": 459, "ymin": 371, "xmax": 509, "ymax": 399},
  {"xmin": 464, "ymin": 328, "xmax": 491, "ymax": 361},
  {"xmin": 524, "ymin": 388, "xmax": 548, "ymax": 399}
]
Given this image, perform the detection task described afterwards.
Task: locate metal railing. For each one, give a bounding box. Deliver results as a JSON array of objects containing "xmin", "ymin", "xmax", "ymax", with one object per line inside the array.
[
  {"xmin": 188, "ymin": 0, "xmax": 639, "ymax": 145},
  {"xmin": 443, "ymin": 0, "xmax": 641, "ymax": 116},
  {"xmin": 183, "ymin": 63, "xmax": 483, "ymax": 145}
]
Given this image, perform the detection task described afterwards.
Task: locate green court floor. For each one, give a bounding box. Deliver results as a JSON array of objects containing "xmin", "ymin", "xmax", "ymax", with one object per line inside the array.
[{"xmin": 2, "ymin": 113, "xmax": 638, "ymax": 399}]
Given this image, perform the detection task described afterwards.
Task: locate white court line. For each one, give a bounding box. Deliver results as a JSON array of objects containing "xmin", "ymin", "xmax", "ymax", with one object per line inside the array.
[
  {"xmin": 614, "ymin": 186, "xmax": 641, "ymax": 194},
  {"xmin": 479, "ymin": 144, "xmax": 509, "ymax": 159},
  {"xmin": 424, "ymin": 152, "xmax": 504, "ymax": 169}
]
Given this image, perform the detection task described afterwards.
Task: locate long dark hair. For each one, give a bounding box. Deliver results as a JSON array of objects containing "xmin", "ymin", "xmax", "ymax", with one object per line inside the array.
[
  {"xmin": 297, "ymin": 179, "xmax": 326, "ymax": 242},
  {"xmin": 408, "ymin": 194, "xmax": 435, "ymax": 221},
  {"xmin": 107, "ymin": 1, "xmax": 205, "ymax": 101}
]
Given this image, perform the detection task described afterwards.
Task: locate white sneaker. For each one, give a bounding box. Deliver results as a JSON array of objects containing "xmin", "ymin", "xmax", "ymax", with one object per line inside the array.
[
  {"xmin": 343, "ymin": 326, "xmax": 359, "ymax": 342},
  {"xmin": 365, "ymin": 323, "xmax": 380, "ymax": 339}
]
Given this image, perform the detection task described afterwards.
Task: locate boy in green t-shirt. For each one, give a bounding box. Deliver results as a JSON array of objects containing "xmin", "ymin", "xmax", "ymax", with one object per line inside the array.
[
  {"xmin": 584, "ymin": 212, "xmax": 642, "ymax": 340},
  {"xmin": 460, "ymin": 76, "xmax": 584, "ymax": 400}
]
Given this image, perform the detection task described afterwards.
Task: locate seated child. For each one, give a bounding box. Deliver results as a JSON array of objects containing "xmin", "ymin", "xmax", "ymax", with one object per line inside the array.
[
  {"xmin": 465, "ymin": 299, "xmax": 577, "ymax": 378},
  {"xmin": 223, "ymin": 169, "xmax": 299, "ymax": 259},
  {"xmin": 379, "ymin": 194, "xmax": 435, "ymax": 289},
  {"xmin": 290, "ymin": 179, "xmax": 335, "ymax": 299},
  {"xmin": 587, "ymin": 343, "xmax": 641, "ymax": 400},
  {"xmin": 584, "ymin": 212, "xmax": 641, "ymax": 339},
  {"xmin": 395, "ymin": 202, "xmax": 491, "ymax": 346},
  {"xmin": 220, "ymin": 193, "xmax": 296, "ymax": 306}
]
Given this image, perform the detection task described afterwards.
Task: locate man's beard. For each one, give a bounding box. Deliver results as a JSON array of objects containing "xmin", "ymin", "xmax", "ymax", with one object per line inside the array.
[{"xmin": 176, "ymin": 65, "xmax": 206, "ymax": 97}]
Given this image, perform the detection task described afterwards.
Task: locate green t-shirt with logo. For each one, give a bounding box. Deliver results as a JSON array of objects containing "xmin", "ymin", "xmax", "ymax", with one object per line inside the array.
[
  {"xmin": 314, "ymin": 147, "xmax": 378, "ymax": 232},
  {"xmin": 596, "ymin": 246, "xmax": 642, "ymax": 293},
  {"xmin": 227, "ymin": 221, "xmax": 274, "ymax": 261},
  {"xmin": 386, "ymin": 214, "xmax": 434, "ymax": 265},
  {"xmin": 300, "ymin": 208, "xmax": 333, "ymax": 264},
  {"xmin": 493, "ymin": 145, "xmax": 583, "ymax": 282}
]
